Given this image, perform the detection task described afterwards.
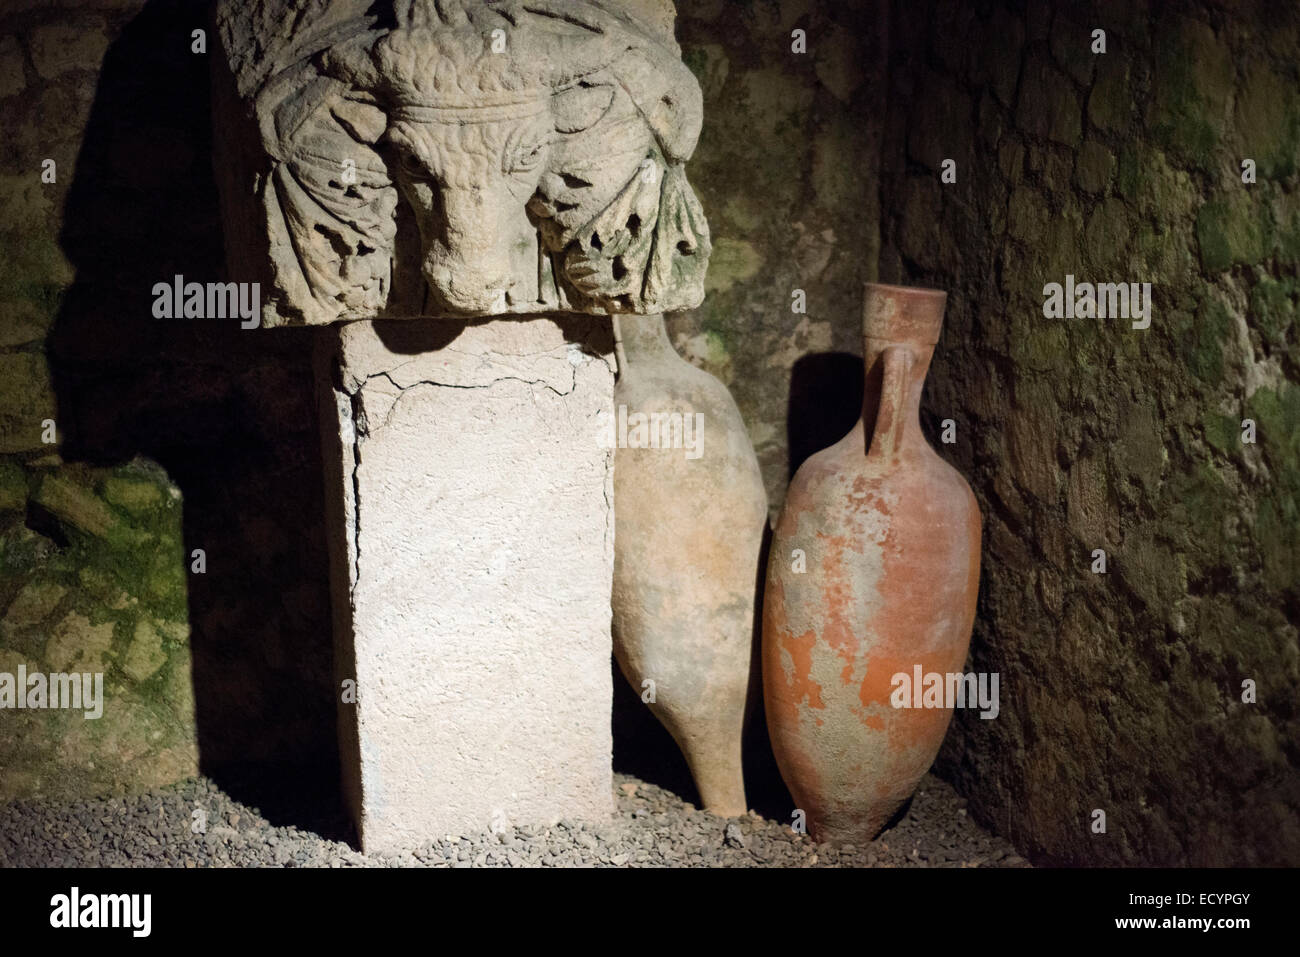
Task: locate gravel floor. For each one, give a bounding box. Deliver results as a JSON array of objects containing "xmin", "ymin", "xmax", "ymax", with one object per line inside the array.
[{"xmin": 0, "ymin": 771, "xmax": 1027, "ymax": 868}]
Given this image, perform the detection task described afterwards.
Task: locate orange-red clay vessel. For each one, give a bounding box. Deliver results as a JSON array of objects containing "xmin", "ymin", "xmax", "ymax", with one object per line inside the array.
[{"xmin": 762, "ymin": 282, "xmax": 981, "ymax": 845}]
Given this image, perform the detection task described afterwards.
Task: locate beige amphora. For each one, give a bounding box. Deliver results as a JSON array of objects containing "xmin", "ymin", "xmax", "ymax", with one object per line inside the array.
[{"xmin": 610, "ymin": 314, "xmax": 768, "ymax": 816}]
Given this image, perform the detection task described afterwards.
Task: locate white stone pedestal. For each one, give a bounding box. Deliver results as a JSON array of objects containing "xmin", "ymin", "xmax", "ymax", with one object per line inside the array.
[{"xmin": 314, "ymin": 316, "xmax": 616, "ymax": 853}]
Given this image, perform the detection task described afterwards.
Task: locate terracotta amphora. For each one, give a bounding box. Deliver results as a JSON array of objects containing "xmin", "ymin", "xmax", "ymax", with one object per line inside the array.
[
  {"xmin": 611, "ymin": 313, "xmax": 768, "ymax": 817},
  {"xmin": 762, "ymin": 283, "xmax": 981, "ymax": 844}
]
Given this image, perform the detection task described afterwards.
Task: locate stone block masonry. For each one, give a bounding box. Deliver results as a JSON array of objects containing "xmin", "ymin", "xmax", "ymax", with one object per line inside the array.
[{"xmin": 315, "ymin": 317, "xmax": 616, "ymax": 852}]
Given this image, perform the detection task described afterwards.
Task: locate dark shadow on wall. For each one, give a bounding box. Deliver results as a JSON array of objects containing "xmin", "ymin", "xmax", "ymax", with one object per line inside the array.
[
  {"xmin": 611, "ymin": 660, "xmax": 699, "ymax": 804},
  {"xmin": 47, "ymin": 0, "xmax": 346, "ymax": 838},
  {"xmin": 786, "ymin": 352, "xmax": 865, "ymax": 479}
]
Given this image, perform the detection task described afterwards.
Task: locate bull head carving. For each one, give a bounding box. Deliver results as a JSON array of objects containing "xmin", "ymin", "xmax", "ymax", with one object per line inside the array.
[{"xmin": 215, "ymin": 0, "xmax": 710, "ymax": 326}]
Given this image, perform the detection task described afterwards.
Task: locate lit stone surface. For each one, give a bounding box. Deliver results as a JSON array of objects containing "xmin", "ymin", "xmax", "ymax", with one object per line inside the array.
[
  {"xmin": 213, "ymin": 0, "xmax": 709, "ymax": 326},
  {"xmin": 316, "ymin": 316, "xmax": 616, "ymax": 851}
]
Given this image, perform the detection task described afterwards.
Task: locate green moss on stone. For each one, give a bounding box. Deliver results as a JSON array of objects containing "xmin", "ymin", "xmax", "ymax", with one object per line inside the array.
[
  {"xmin": 1258, "ymin": 489, "xmax": 1299, "ymax": 594},
  {"xmin": 101, "ymin": 476, "xmax": 163, "ymax": 518},
  {"xmin": 121, "ymin": 619, "xmax": 168, "ymax": 684},
  {"xmin": 1150, "ymin": 18, "xmax": 1234, "ymax": 170},
  {"xmin": 1247, "ymin": 383, "xmax": 1300, "ymax": 469},
  {"xmin": 1246, "ymin": 383, "xmax": 1300, "ymax": 589},
  {"xmin": 681, "ymin": 43, "xmax": 729, "ymax": 100},
  {"xmin": 1203, "ymin": 411, "xmax": 1240, "ymax": 453},
  {"xmin": 32, "ymin": 474, "xmax": 118, "ymax": 540},
  {"xmin": 0, "ymin": 353, "xmax": 57, "ymax": 454},
  {"xmin": 77, "ymin": 565, "xmax": 128, "ymax": 606},
  {"xmin": 814, "ymin": 111, "xmax": 872, "ymax": 213},
  {"xmin": 1176, "ymin": 299, "xmax": 1232, "ymax": 384},
  {"xmin": 1195, "ymin": 194, "xmax": 1274, "ymax": 272},
  {"xmin": 4, "ymin": 579, "xmax": 67, "ymax": 629},
  {"xmin": 721, "ymin": 195, "xmax": 763, "ymax": 234},
  {"xmin": 1012, "ymin": 323, "xmax": 1069, "ymax": 373},
  {"xmin": 143, "ymin": 546, "xmax": 188, "ymax": 622},
  {"xmin": 1278, "ymin": 203, "xmax": 1300, "ymax": 262},
  {"xmin": 0, "ymin": 229, "xmax": 72, "ymax": 319},
  {"xmin": 0, "ymin": 526, "xmax": 48, "ymax": 578},
  {"xmin": 0, "ymin": 460, "xmax": 27, "ymax": 513},
  {"xmin": 1250, "ymin": 276, "xmax": 1296, "ymax": 349},
  {"xmin": 1163, "ymin": 461, "xmax": 1232, "ymax": 571},
  {"xmin": 704, "ymin": 237, "xmax": 764, "ymax": 294},
  {"xmin": 695, "ymin": 329, "xmax": 732, "ymax": 367},
  {"xmin": 1235, "ymin": 62, "xmax": 1300, "ymax": 180},
  {"xmin": 1116, "ymin": 146, "xmax": 1141, "ymax": 201}
]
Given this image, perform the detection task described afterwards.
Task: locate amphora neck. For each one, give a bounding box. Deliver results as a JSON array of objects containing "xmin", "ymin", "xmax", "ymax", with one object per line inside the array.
[
  {"xmin": 615, "ymin": 314, "xmax": 677, "ymax": 373},
  {"xmin": 859, "ymin": 283, "xmax": 946, "ymax": 462}
]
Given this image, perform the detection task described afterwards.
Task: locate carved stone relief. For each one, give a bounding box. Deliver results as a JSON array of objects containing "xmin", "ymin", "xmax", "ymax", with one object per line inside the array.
[{"xmin": 214, "ymin": 0, "xmax": 711, "ymax": 326}]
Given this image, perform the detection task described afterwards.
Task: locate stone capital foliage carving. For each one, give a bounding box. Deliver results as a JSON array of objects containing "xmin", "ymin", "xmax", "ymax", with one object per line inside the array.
[{"xmin": 213, "ymin": 0, "xmax": 711, "ymax": 326}]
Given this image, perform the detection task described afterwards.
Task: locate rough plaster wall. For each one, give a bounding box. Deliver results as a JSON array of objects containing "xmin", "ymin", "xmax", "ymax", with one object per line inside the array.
[
  {"xmin": 879, "ymin": 0, "xmax": 1300, "ymax": 865},
  {"xmin": 672, "ymin": 0, "xmax": 888, "ymax": 516}
]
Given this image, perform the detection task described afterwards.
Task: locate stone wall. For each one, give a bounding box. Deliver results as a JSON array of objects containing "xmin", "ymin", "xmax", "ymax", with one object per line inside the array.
[
  {"xmin": 672, "ymin": 0, "xmax": 888, "ymax": 512},
  {"xmin": 878, "ymin": 0, "xmax": 1300, "ymax": 865},
  {"xmin": 0, "ymin": 0, "xmax": 339, "ymax": 803}
]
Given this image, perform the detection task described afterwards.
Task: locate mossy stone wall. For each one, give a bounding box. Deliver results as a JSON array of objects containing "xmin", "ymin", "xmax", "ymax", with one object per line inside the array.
[
  {"xmin": 0, "ymin": 0, "xmax": 337, "ymax": 800},
  {"xmin": 878, "ymin": 0, "xmax": 1300, "ymax": 865}
]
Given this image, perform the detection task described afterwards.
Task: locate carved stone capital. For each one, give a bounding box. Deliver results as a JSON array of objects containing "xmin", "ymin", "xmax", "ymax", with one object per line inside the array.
[{"xmin": 213, "ymin": 0, "xmax": 710, "ymax": 327}]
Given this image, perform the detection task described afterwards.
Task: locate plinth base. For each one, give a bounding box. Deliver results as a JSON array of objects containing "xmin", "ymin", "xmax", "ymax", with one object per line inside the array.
[{"xmin": 315, "ymin": 317, "xmax": 616, "ymax": 853}]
